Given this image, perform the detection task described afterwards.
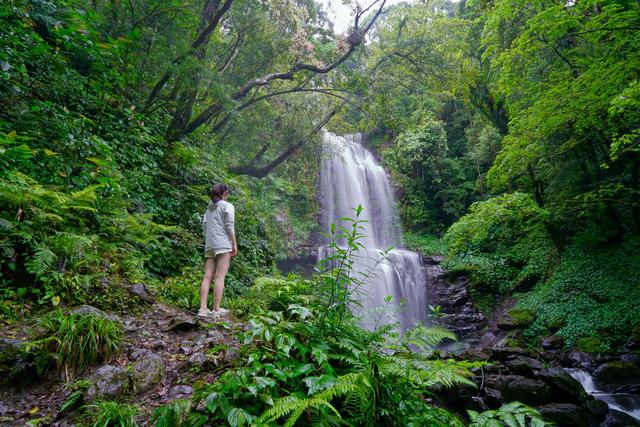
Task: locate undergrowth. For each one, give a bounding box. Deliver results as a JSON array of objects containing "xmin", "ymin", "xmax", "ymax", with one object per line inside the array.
[
  {"xmin": 518, "ymin": 236, "xmax": 640, "ymax": 351},
  {"xmin": 150, "ymin": 208, "xmax": 547, "ymax": 426},
  {"xmin": 28, "ymin": 309, "xmax": 123, "ymax": 377}
]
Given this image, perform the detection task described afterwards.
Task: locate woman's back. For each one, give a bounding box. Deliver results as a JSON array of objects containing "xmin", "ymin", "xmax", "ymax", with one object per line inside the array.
[{"xmin": 203, "ymin": 200, "xmax": 235, "ymax": 251}]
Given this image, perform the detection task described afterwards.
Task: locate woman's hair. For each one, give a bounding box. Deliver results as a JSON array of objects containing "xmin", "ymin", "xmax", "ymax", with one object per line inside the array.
[{"xmin": 210, "ymin": 183, "xmax": 229, "ymax": 202}]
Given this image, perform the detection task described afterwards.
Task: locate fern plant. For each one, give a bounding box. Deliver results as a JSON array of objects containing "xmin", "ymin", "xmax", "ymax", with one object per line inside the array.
[
  {"xmin": 468, "ymin": 401, "xmax": 549, "ymax": 427},
  {"xmin": 191, "ymin": 209, "xmax": 484, "ymax": 426}
]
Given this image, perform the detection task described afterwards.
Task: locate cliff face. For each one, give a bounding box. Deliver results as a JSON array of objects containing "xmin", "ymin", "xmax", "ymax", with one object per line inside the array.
[{"xmin": 423, "ymin": 256, "xmax": 487, "ymax": 347}]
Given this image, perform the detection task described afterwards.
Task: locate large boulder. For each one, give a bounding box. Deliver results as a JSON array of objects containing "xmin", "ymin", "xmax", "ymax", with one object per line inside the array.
[
  {"xmin": 129, "ymin": 283, "xmax": 155, "ymax": 304},
  {"xmin": 165, "ymin": 316, "xmax": 199, "ymax": 332},
  {"xmin": 600, "ymin": 409, "xmax": 640, "ymax": 427},
  {"xmin": 585, "ymin": 399, "xmax": 609, "ymax": 417},
  {"xmin": 537, "ymin": 368, "xmax": 589, "ymax": 404},
  {"xmin": 87, "ymin": 365, "xmax": 130, "ymax": 399},
  {"xmin": 484, "ymin": 375, "xmax": 552, "ymax": 406},
  {"xmin": 536, "ymin": 403, "xmax": 595, "ymax": 427},
  {"xmin": 593, "ymin": 361, "xmax": 640, "ymax": 392},
  {"xmin": 504, "ymin": 355, "xmax": 545, "ymax": 376},
  {"xmin": 541, "ymin": 335, "xmax": 566, "ymax": 350},
  {"xmin": 131, "ymin": 354, "xmax": 165, "ymax": 393}
]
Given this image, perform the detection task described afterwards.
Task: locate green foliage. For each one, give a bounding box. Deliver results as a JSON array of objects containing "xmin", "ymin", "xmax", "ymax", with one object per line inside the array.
[
  {"xmin": 468, "ymin": 401, "xmax": 548, "ymax": 427},
  {"xmin": 444, "ymin": 193, "xmax": 556, "ymax": 298},
  {"xmin": 403, "ymin": 232, "xmax": 448, "ymax": 256},
  {"xmin": 174, "ymin": 211, "xmax": 480, "ymax": 425},
  {"xmin": 384, "ymin": 115, "xmax": 478, "ymax": 233},
  {"xmin": 152, "ymin": 399, "xmax": 207, "ymax": 427},
  {"xmin": 518, "ymin": 237, "xmax": 640, "ymax": 350},
  {"xmin": 30, "ymin": 309, "xmax": 123, "ymax": 375},
  {"xmin": 82, "ymin": 400, "xmax": 139, "ymax": 427},
  {"xmin": 506, "ymin": 309, "xmax": 536, "ymax": 328}
]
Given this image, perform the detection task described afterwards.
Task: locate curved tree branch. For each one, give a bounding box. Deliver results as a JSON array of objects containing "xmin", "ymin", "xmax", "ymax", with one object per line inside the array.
[{"xmin": 170, "ymin": 0, "xmax": 387, "ymax": 141}]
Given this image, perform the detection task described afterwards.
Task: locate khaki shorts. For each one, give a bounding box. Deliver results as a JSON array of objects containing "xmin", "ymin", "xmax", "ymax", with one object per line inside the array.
[{"xmin": 205, "ymin": 248, "xmax": 231, "ymax": 258}]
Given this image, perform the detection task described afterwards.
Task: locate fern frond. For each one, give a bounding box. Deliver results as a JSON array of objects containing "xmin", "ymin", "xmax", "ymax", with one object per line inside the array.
[
  {"xmin": 380, "ymin": 357, "xmax": 476, "ymax": 389},
  {"xmin": 468, "ymin": 401, "xmax": 549, "ymax": 427},
  {"xmin": 59, "ymin": 389, "xmax": 83, "ymax": 413},
  {"xmin": 26, "ymin": 246, "xmax": 57, "ymax": 276},
  {"xmin": 401, "ymin": 325, "xmax": 457, "ymax": 352}
]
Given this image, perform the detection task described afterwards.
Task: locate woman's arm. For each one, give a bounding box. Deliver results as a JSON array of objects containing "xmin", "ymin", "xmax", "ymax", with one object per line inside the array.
[
  {"xmin": 225, "ymin": 204, "xmax": 237, "ymax": 257},
  {"xmin": 229, "ymin": 230, "xmax": 237, "ymax": 257}
]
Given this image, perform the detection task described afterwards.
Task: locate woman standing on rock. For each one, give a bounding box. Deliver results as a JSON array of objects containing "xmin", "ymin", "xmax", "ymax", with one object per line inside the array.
[{"xmin": 199, "ymin": 183, "xmax": 237, "ymax": 317}]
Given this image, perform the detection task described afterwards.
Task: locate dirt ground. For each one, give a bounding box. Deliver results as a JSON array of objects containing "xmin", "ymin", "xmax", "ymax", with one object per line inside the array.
[{"xmin": 0, "ymin": 302, "xmax": 242, "ymax": 426}]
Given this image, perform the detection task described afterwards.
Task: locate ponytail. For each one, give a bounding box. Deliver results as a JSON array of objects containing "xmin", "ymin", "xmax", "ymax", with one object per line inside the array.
[{"xmin": 210, "ymin": 183, "xmax": 229, "ymax": 203}]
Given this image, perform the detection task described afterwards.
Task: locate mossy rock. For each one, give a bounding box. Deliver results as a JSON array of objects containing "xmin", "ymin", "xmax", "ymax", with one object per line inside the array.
[
  {"xmin": 498, "ymin": 309, "xmax": 536, "ymax": 330},
  {"xmin": 505, "ymin": 330, "xmax": 525, "ymax": 347},
  {"xmin": 547, "ymin": 315, "xmax": 566, "ymax": 332},
  {"xmin": 508, "ymin": 309, "xmax": 536, "ymax": 327},
  {"xmin": 575, "ymin": 337, "xmax": 608, "ymax": 354}
]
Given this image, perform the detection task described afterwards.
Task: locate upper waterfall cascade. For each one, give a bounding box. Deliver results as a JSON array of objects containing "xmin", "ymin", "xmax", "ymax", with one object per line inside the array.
[{"xmin": 318, "ymin": 131, "xmax": 427, "ymax": 331}]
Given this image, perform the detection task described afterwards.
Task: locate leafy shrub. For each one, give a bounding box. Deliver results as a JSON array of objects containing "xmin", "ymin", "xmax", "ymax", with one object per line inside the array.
[
  {"xmin": 181, "ymin": 209, "xmax": 481, "ymax": 426},
  {"xmin": 30, "ymin": 309, "xmax": 123, "ymax": 375},
  {"xmin": 403, "ymin": 231, "xmax": 448, "ymax": 255},
  {"xmin": 468, "ymin": 401, "xmax": 547, "ymax": 427},
  {"xmin": 444, "ymin": 193, "xmax": 556, "ymax": 299},
  {"xmin": 152, "ymin": 399, "xmax": 207, "ymax": 427},
  {"xmin": 250, "ymin": 275, "xmax": 314, "ymax": 312},
  {"xmin": 152, "ymin": 267, "xmax": 202, "ymax": 311}
]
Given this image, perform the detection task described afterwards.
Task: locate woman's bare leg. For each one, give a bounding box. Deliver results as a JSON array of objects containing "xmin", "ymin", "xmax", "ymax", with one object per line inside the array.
[
  {"xmin": 199, "ymin": 257, "xmax": 216, "ymax": 311},
  {"xmin": 212, "ymin": 252, "xmax": 231, "ymax": 311}
]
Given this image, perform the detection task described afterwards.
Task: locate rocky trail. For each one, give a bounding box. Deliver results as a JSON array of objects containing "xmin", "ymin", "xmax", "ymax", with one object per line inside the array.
[{"xmin": 0, "ymin": 300, "xmax": 242, "ymax": 426}]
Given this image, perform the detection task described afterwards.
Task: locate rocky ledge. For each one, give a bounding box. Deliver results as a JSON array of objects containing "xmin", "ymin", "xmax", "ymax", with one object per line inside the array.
[{"xmin": 424, "ymin": 256, "xmax": 640, "ymax": 427}]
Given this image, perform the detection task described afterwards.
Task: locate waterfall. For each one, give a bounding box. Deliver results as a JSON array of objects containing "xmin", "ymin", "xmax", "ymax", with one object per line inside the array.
[{"xmin": 317, "ymin": 131, "xmax": 427, "ymax": 332}]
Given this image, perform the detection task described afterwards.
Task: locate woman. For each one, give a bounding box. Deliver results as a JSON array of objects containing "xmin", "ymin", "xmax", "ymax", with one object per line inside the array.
[{"xmin": 199, "ymin": 183, "xmax": 237, "ymax": 317}]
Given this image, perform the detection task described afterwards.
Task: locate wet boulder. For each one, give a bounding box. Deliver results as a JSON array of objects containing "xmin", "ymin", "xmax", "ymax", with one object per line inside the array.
[
  {"xmin": 537, "ymin": 368, "xmax": 588, "ymax": 404},
  {"xmin": 536, "ymin": 403, "xmax": 594, "ymax": 427},
  {"xmin": 600, "ymin": 409, "xmax": 640, "ymax": 427},
  {"xmin": 504, "ymin": 355, "xmax": 545, "ymax": 376},
  {"xmin": 542, "ymin": 335, "xmax": 566, "ymax": 350},
  {"xmin": 585, "ymin": 399, "xmax": 609, "ymax": 417},
  {"xmin": 87, "ymin": 365, "xmax": 130, "ymax": 399},
  {"xmin": 593, "ymin": 361, "xmax": 640, "ymax": 392},
  {"xmin": 484, "ymin": 375, "xmax": 552, "ymax": 406},
  {"xmin": 131, "ymin": 354, "xmax": 165, "ymax": 393}
]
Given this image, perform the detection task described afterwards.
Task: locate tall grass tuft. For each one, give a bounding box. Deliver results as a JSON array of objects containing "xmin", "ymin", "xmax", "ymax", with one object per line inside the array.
[
  {"xmin": 83, "ymin": 400, "xmax": 139, "ymax": 427},
  {"xmin": 33, "ymin": 309, "xmax": 123, "ymax": 375}
]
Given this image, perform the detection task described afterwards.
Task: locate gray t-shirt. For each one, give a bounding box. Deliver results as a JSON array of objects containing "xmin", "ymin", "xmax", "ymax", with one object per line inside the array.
[{"xmin": 202, "ymin": 200, "xmax": 235, "ymax": 251}]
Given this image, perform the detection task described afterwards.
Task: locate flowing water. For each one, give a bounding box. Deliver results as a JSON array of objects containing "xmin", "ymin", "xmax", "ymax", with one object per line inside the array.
[
  {"xmin": 567, "ymin": 369, "xmax": 640, "ymax": 421},
  {"xmin": 317, "ymin": 131, "xmax": 427, "ymax": 331}
]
